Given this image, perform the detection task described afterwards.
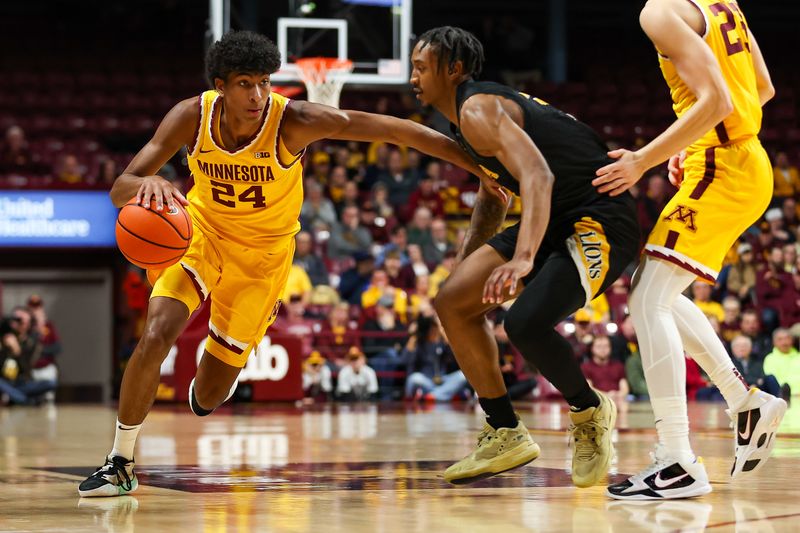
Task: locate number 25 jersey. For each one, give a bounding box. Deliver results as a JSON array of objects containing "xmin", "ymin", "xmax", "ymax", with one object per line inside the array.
[
  {"xmin": 186, "ymin": 90, "xmax": 304, "ymax": 248},
  {"xmin": 659, "ymin": 0, "xmax": 761, "ymax": 152}
]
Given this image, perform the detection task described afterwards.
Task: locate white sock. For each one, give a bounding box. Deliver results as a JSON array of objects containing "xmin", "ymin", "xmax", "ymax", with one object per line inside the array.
[
  {"xmin": 651, "ymin": 396, "xmax": 694, "ymax": 463},
  {"xmin": 111, "ymin": 418, "xmax": 142, "ymax": 461},
  {"xmin": 672, "ymin": 295, "xmax": 749, "ymax": 408},
  {"xmin": 629, "ymin": 258, "xmax": 694, "ymax": 463}
]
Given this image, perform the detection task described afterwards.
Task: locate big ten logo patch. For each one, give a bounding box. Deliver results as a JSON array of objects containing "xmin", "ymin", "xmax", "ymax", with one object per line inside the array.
[
  {"xmin": 663, "ymin": 205, "xmax": 698, "ymax": 232},
  {"xmin": 195, "ymin": 337, "xmax": 290, "ymax": 381}
]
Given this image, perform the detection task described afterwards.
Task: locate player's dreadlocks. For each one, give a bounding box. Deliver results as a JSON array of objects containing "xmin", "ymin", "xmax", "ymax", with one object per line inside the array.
[
  {"xmin": 205, "ymin": 30, "xmax": 282, "ymax": 86},
  {"xmin": 418, "ymin": 26, "xmax": 484, "ymax": 78}
]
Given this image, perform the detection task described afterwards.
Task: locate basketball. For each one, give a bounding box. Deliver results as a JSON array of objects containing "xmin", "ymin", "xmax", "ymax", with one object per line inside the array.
[{"xmin": 115, "ymin": 197, "xmax": 193, "ymax": 269}]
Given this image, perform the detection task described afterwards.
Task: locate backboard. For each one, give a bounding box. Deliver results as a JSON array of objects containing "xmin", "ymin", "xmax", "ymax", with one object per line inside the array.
[{"xmin": 270, "ymin": 0, "xmax": 412, "ymax": 87}]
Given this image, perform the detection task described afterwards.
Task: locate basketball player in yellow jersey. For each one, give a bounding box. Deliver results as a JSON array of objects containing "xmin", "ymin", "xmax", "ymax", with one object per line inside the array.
[
  {"xmin": 592, "ymin": 0, "xmax": 787, "ymax": 500},
  {"xmin": 79, "ymin": 31, "xmax": 491, "ymax": 497}
]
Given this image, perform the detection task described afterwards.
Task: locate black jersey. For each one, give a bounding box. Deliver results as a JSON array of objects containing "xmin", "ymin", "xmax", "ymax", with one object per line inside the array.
[{"xmin": 452, "ymin": 80, "xmax": 618, "ymax": 213}]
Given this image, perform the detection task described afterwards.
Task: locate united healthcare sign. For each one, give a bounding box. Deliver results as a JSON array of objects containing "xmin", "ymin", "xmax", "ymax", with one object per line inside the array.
[{"xmin": 0, "ymin": 191, "xmax": 117, "ymax": 247}]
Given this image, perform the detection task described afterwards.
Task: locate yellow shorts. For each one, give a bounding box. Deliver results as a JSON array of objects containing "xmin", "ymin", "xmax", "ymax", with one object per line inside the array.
[
  {"xmin": 148, "ymin": 225, "xmax": 295, "ymax": 367},
  {"xmin": 644, "ymin": 137, "xmax": 772, "ymax": 282}
]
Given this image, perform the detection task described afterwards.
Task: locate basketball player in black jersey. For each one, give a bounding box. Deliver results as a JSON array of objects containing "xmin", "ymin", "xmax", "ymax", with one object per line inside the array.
[{"xmin": 412, "ymin": 27, "xmax": 640, "ymax": 486}]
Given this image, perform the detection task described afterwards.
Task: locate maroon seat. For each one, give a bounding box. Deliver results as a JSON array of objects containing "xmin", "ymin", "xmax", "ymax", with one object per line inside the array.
[
  {"xmin": 75, "ymin": 72, "xmax": 109, "ymax": 89},
  {"xmin": 90, "ymin": 115, "xmax": 122, "ymax": 136},
  {"xmin": 63, "ymin": 114, "xmax": 90, "ymax": 135}
]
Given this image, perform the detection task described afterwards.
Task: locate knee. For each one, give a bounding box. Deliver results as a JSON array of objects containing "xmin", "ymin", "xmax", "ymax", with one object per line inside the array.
[
  {"xmin": 137, "ymin": 318, "xmax": 181, "ymax": 363},
  {"xmin": 434, "ymin": 284, "xmax": 479, "ymax": 322},
  {"xmin": 137, "ymin": 330, "xmax": 174, "ymax": 362},
  {"xmin": 433, "ymin": 286, "xmax": 454, "ymax": 317},
  {"xmin": 504, "ymin": 306, "xmax": 532, "ymax": 346},
  {"xmin": 628, "ymin": 284, "xmax": 646, "ymax": 316},
  {"xmin": 504, "ymin": 304, "xmax": 552, "ymax": 346},
  {"xmin": 193, "ymin": 386, "xmax": 220, "ymax": 411},
  {"xmin": 193, "ymin": 380, "xmax": 232, "ymax": 412}
]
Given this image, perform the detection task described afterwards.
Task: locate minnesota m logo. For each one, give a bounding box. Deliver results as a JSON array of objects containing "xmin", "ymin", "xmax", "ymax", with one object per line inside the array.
[{"xmin": 664, "ymin": 205, "xmax": 698, "ymax": 231}]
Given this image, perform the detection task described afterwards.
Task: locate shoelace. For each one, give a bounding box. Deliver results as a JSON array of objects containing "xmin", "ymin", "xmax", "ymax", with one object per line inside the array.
[
  {"xmin": 572, "ymin": 421, "xmax": 602, "ymax": 461},
  {"xmin": 631, "ymin": 446, "xmax": 671, "ymax": 480},
  {"xmin": 476, "ymin": 425, "xmax": 495, "ymax": 447},
  {"xmin": 91, "ymin": 459, "xmax": 134, "ymax": 491}
]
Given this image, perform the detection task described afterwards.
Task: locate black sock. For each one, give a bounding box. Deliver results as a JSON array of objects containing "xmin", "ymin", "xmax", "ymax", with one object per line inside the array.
[
  {"xmin": 479, "ymin": 394, "xmax": 517, "ymax": 429},
  {"xmin": 190, "ymin": 387, "xmax": 214, "ymax": 417},
  {"xmin": 565, "ymin": 384, "xmax": 600, "ymax": 411}
]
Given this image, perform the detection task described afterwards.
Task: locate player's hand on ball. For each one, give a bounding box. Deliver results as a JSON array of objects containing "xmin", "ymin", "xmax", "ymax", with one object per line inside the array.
[
  {"xmin": 136, "ymin": 175, "xmax": 189, "ymax": 211},
  {"xmin": 592, "ymin": 148, "xmax": 646, "ymax": 196},
  {"xmin": 667, "ymin": 151, "xmax": 686, "ymax": 188},
  {"xmin": 483, "ymin": 258, "xmax": 531, "ymax": 304}
]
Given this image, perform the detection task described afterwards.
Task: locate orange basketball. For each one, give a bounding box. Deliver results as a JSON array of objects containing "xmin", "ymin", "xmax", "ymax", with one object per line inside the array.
[{"xmin": 115, "ymin": 197, "xmax": 193, "ymax": 269}]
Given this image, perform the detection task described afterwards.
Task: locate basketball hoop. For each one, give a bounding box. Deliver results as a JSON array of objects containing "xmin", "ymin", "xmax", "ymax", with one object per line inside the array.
[{"xmin": 295, "ymin": 57, "xmax": 353, "ymax": 109}]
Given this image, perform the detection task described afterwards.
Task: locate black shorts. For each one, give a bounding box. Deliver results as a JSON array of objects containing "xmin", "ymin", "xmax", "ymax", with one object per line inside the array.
[{"xmin": 487, "ymin": 194, "xmax": 640, "ymax": 302}]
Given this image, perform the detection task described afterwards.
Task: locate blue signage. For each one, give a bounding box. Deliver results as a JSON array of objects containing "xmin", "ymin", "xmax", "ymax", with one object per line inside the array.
[{"xmin": 0, "ymin": 191, "xmax": 118, "ymax": 247}]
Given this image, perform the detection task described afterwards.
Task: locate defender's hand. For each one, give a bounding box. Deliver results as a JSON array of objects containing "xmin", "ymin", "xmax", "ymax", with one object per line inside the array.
[
  {"xmin": 478, "ymin": 174, "xmax": 509, "ymax": 204},
  {"xmin": 136, "ymin": 176, "xmax": 189, "ymax": 211},
  {"xmin": 593, "ymin": 149, "xmax": 647, "ymax": 196},
  {"xmin": 482, "ymin": 258, "xmax": 531, "ymax": 304},
  {"xmin": 667, "ymin": 151, "xmax": 686, "ymax": 188}
]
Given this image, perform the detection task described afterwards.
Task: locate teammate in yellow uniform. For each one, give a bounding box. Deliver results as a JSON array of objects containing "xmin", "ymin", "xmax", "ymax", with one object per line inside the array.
[
  {"xmin": 593, "ymin": 0, "xmax": 787, "ymax": 500},
  {"xmin": 79, "ymin": 30, "xmax": 486, "ymax": 497}
]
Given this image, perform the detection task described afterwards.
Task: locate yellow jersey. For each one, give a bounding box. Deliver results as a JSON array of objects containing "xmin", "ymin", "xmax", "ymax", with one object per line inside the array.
[
  {"xmin": 186, "ymin": 90, "xmax": 304, "ymax": 249},
  {"xmin": 658, "ymin": 0, "xmax": 761, "ymax": 152}
]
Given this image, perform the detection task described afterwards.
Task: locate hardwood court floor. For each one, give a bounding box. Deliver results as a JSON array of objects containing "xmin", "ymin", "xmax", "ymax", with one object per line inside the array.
[{"xmin": 1, "ymin": 400, "xmax": 799, "ymax": 532}]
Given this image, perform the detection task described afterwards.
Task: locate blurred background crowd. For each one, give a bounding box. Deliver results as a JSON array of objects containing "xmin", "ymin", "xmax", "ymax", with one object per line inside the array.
[{"xmin": 1, "ymin": 0, "xmax": 798, "ymax": 406}]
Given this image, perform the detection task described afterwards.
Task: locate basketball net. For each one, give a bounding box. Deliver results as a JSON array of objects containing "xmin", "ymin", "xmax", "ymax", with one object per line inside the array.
[{"xmin": 296, "ymin": 57, "xmax": 353, "ymax": 109}]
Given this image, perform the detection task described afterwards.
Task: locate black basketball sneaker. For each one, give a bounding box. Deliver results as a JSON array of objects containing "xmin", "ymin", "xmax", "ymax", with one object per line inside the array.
[
  {"xmin": 607, "ymin": 445, "xmax": 711, "ymax": 500},
  {"xmin": 78, "ymin": 455, "xmax": 137, "ymax": 497},
  {"xmin": 728, "ymin": 387, "xmax": 787, "ymax": 478}
]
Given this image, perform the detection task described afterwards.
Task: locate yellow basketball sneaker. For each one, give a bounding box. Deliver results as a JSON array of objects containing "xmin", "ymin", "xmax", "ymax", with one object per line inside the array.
[
  {"xmin": 443, "ymin": 418, "xmax": 541, "ymax": 484},
  {"xmin": 569, "ymin": 390, "xmax": 617, "ymax": 488}
]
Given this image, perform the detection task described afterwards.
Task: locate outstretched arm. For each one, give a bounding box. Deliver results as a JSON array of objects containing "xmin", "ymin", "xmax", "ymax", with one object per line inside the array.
[
  {"xmin": 593, "ymin": 0, "xmax": 734, "ymax": 196},
  {"xmin": 459, "ymin": 94, "xmax": 555, "ymax": 303},
  {"xmin": 110, "ymin": 97, "xmax": 198, "ymax": 208},
  {"xmin": 280, "ymin": 101, "xmax": 493, "ymax": 181}
]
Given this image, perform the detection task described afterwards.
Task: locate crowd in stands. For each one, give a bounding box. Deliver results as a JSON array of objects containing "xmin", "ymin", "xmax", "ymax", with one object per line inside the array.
[
  {"xmin": 0, "ymin": 295, "xmax": 60, "ymax": 406},
  {"xmin": 3, "ymin": 82, "xmax": 800, "ymax": 405}
]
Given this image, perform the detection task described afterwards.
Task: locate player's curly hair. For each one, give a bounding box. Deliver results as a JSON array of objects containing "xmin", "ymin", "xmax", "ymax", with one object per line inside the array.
[
  {"xmin": 418, "ymin": 26, "xmax": 484, "ymax": 78},
  {"xmin": 205, "ymin": 30, "xmax": 282, "ymax": 86}
]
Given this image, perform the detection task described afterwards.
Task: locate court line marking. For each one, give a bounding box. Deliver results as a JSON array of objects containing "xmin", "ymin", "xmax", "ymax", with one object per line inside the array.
[
  {"xmin": 530, "ymin": 428, "xmax": 800, "ymax": 440},
  {"xmin": 704, "ymin": 511, "xmax": 800, "ymax": 529}
]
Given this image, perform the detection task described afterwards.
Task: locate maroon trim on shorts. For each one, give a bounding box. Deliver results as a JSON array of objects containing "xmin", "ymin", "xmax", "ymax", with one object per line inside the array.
[
  {"xmin": 208, "ymin": 329, "xmax": 245, "ymax": 355},
  {"xmin": 181, "ymin": 264, "xmax": 207, "ymax": 303},
  {"xmin": 664, "ymin": 230, "xmax": 680, "ymax": 250},
  {"xmin": 643, "ymin": 249, "xmax": 716, "ymax": 283},
  {"xmin": 715, "ymin": 122, "xmax": 730, "ymax": 144},
  {"xmin": 689, "ymin": 147, "xmax": 716, "ymax": 200}
]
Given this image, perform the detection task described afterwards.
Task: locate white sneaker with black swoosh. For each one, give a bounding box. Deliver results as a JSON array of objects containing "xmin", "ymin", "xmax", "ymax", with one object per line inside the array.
[
  {"xmin": 729, "ymin": 387, "xmax": 787, "ymax": 478},
  {"xmin": 606, "ymin": 445, "xmax": 711, "ymax": 500}
]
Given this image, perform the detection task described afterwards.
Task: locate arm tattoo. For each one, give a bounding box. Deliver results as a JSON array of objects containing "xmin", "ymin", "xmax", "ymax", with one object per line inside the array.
[{"xmin": 458, "ymin": 191, "xmax": 507, "ymax": 262}]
